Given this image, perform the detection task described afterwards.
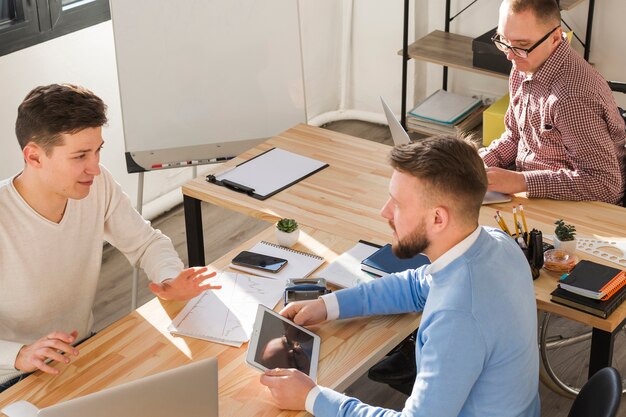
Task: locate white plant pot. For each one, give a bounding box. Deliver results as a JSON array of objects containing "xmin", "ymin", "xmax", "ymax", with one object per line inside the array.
[
  {"xmin": 275, "ymin": 228, "xmax": 300, "ymax": 248},
  {"xmin": 553, "ymin": 236, "xmax": 577, "ymax": 253}
]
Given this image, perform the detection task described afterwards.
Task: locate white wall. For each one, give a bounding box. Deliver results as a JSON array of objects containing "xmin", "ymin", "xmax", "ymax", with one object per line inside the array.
[
  {"xmin": 0, "ymin": 21, "xmax": 197, "ymax": 217},
  {"xmin": 0, "ymin": 0, "xmax": 624, "ymax": 217},
  {"xmin": 299, "ymin": 0, "xmax": 342, "ymax": 119}
]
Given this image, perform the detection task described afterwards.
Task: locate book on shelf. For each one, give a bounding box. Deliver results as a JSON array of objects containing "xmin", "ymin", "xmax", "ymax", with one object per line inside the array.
[
  {"xmin": 360, "ymin": 243, "xmax": 430, "ymax": 277},
  {"xmin": 550, "ymin": 283, "xmax": 626, "ymax": 319},
  {"xmin": 407, "ymin": 105, "xmax": 486, "ymax": 136},
  {"xmin": 558, "ymin": 260, "xmax": 626, "ymax": 300},
  {"xmin": 408, "ymin": 89, "xmax": 482, "ymax": 125}
]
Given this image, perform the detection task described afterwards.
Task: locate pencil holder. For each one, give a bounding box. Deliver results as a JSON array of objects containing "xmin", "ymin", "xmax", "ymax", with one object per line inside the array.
[{"xmin": 515, "ymin": 229, "xmax": 543, "ymax": 280}]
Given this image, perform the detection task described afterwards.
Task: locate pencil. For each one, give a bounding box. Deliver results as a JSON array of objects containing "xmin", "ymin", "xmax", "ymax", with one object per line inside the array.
[
  {"xmin": 512, "ymin": 207, "xmax": 519, "ymax": 237},
  {"xmin": 519, "ymin": 204, "xmax": 529, "ymax": 235},
  {"xmin": 495, "ymin": 211, "xmax": 512, "ymax": 235},
  {"xmin": 494, "ymin": 215, "xmax": 506, "ymax": 232}
]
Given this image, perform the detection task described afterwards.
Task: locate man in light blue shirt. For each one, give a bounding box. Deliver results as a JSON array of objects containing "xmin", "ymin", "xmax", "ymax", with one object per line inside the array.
[{"xmin": 260, "ymin": 135, "xmax": 540, "ymax": 417}]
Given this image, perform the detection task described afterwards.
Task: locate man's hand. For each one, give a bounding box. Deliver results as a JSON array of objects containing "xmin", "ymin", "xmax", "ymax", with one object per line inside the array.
[
  {"xmin": 279, "ymin": 299, "xmax": 327, "ymax": 326},
  {"xmin": 14, "ymin": 331, "xmax": 79, "ymax": 374},
  {"xmin": 149, "ymin": 267, "xmax": 221, "ymax": 301},
  {"xmin": 260, "ymin": 368, "xmax": 316, "ymax": 410},
  {"xmin": 486, "ymin": 167, "xmax": 528, "ymax": 194}
]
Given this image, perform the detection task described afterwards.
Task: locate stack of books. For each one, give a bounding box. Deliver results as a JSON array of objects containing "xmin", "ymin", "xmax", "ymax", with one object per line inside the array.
[
  {"xmin": 406, "ymin": 89, "xmax": 486, "ymax": 137},
  {"xmin": 550, "ymin": 260, "xmax": 626, "ymax": 318},
  {"xmin": 360, "ymin": 244, "xmax": 430, "ymax": 277}
]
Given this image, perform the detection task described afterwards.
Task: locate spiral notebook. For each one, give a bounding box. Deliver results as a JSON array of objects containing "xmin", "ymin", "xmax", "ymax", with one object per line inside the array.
[{"xmin": 229, "ymin": 241, "xmax": 325, "ymax": 279}]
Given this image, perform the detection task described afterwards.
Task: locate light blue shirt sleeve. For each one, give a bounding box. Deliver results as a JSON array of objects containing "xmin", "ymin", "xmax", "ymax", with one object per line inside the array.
[{"xmin": 334, "ymin": 268, "xmax": 429, "ymax": 319}]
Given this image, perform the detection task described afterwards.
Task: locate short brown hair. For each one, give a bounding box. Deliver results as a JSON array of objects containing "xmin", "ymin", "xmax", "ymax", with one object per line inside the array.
[
  {"xmin": 389, "ymin": 135, "xmax": 487, "ymax": 223},
  {"xmin": 15, "ymin": 84, "xmax": 108, "ymax": 154},
  {"xmin": 506, "ymin": 0, "xmax": 561, "ymax": 27}
]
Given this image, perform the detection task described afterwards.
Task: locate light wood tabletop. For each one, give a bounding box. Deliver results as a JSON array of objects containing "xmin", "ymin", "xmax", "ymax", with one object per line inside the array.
[
  {"xmin": 0, "ymin": 225, "xmax": 420, "ymax": 417},
  {"xmin": 182, "ymin": 123, "xmax": 626, "ymax": 376},
  {"xmin": 182, "ymin": 123, "xmax": 395, "ymax": 247}
]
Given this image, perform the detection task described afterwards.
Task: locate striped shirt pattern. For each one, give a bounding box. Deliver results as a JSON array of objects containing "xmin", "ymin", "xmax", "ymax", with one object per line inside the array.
[{"xmin": 481, "ymin": 38, "xmax": 626, "ymax": 204}]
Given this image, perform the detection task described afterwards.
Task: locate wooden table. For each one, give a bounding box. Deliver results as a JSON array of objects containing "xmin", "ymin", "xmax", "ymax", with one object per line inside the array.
[
  {"xmin": 0, "ymin": 225, "xmax": 420, "ymax": 416},
  {"xmin": 182, "ymin": 123, "xmax": 394, "ymax": 266},
  {"xmin": 182, "ymin": 123, "xmax": 626, "ymax": 379}
]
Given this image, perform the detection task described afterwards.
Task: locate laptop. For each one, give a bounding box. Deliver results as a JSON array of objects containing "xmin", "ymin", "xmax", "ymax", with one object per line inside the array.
[
  {"xmin": 381, "ymin": 96, "xmax": 411, "ymax": 146},
  {"xmin": 380, "ymin": 96, "xmax": 511, "ymax": 205},
  {"xmin": 1, "ymin": 358, "xmax": 218, "ymax": 417}
]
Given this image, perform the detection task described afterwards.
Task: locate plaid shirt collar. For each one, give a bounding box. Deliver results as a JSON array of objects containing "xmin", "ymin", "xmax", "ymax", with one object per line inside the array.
[{"xmin": 522, "ymin": 34, "xmax": 569, "ymax": 86}]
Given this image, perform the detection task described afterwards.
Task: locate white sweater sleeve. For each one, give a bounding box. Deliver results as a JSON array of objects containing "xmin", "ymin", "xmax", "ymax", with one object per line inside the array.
[
  {"xmin": 0, "ymin": 341, "xmax": 23, "ymax": 376},
  {"xmin": 100, "ymin": 167, "xmax": 183, "ymax": 283}
]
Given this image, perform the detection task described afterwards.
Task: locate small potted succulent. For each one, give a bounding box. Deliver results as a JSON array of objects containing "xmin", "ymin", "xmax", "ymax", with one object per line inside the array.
[
  {"xmin": 275, "ymin": 218, "xmax": 299, "ymax": 247},
  {"xmin": 553, "ymin": 219, "xmax": 577, "ymax": 253}
]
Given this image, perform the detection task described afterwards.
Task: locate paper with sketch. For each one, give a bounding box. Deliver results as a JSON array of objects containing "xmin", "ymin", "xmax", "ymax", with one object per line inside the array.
[
  {"xmin": 316, "ymin": 242, "xmax": 380, "ymax": 288},
  {"xmin": 168, "ymin": 272, "xmax": 285, "ymax": 347}
]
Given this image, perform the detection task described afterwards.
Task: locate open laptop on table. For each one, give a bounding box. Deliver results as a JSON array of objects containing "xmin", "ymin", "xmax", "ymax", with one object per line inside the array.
[
  {"xmin": 380, "ymin": 97, "xmax": 511, "ymax": 205},
  {"xmin": 1, "ymin": 357, "xmax": 218, "ymax": 417}
]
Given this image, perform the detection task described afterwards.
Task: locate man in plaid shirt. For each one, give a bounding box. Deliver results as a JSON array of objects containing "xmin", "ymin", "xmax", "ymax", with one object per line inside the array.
[{"xmin": 481, "ymin": 0, "xmax": 626, "ymax": 204}]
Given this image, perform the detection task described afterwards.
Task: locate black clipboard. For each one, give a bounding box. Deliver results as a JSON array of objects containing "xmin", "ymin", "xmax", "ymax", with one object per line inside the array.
[{"xmin": 206, "ymin": 147, "xmax": 329, "ymax": 200}]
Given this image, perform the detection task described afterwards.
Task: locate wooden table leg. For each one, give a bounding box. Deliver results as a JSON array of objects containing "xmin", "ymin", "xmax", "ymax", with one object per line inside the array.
[{"xmin": 184, "ymin": 195, "xmax": 205, "ymax": 266}]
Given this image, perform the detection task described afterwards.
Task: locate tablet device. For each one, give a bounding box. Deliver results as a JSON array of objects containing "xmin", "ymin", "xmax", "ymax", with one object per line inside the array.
[{"xmin": 246, "ymin": 304, "xmax": 320, "ymax": 381}]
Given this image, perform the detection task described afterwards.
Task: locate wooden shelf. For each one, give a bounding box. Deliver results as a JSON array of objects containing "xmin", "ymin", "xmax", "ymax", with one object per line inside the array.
[{"xmin": 400, "ymin": 30, "xmax": 509, "ymax": 80}]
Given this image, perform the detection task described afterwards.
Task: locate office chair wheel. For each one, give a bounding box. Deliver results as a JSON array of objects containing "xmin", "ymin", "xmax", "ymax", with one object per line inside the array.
[{"xmin": 538, "ymin": 311, "xmax": 626, "ymax": 397}]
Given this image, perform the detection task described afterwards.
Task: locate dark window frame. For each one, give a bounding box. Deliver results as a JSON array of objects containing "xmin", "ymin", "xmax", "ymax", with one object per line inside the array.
[{"xmin": 0, "ymin": 0, "xmax": 110, "ymax": 57}]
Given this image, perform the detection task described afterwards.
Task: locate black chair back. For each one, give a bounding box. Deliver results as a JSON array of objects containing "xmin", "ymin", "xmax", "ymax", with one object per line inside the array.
[{"xmin": 568, "ymin": 367, "xmax": 622, "ymax": 417}]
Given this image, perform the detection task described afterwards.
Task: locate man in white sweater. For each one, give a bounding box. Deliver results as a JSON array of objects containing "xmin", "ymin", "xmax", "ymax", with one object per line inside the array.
[{"xmin": 0, "ymin": 84, "xmax": 219, "ymax": 392}]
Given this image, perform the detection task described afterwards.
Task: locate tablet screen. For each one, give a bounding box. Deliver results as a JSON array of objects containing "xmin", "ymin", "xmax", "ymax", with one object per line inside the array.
[{"xmin": 252, "ymin": 309, "xmax": 316, "ymax": 375}]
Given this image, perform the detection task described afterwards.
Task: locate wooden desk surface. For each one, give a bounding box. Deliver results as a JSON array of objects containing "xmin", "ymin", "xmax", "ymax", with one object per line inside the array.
[
  {"xmin": 183, "ymin": 124, "xmax": 626, "ymax": 333},
  {"xmin": 479, "ymin": 197, "xmax": 626, "ymax": 333},
  {"xmin": 0, "ymin": 226, "xmax": 420, "ymax": 417},
  {"xmin": 183, "ymin": 123, "xmax": 394, "ymax": 244}
]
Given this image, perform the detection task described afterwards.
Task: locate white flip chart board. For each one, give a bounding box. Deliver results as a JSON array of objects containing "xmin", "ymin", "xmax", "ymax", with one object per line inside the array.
[{"xmin": 109, "ymin": 0, "xmax": 306, "ymax": 172}]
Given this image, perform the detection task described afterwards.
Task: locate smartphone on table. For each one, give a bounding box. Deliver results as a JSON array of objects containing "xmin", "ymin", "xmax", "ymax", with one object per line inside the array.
[{"xmin": 232, "ymin": 251, "xmax": 288, "ymax": 273}]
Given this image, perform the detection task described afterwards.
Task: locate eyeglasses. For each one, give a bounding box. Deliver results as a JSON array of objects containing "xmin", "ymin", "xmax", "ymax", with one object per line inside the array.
[{"xmin": 491, "ymin": 26, "xmax": 560, "ymax": 58}]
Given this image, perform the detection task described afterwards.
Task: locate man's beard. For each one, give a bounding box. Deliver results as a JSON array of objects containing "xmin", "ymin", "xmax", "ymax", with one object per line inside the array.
[{"xmin": 390, "ymin": 220, "xmax": 430, "ymax": 259}]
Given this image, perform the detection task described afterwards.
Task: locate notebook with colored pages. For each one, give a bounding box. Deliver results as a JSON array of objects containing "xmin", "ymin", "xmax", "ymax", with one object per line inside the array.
[
  {"xmin": 229, "ymin": 241, "xmax": 325, "ymax": 279},
  {"xmin": 558, "ymin": 260, "xmax": 626, "ymax": 300},
  {"xmin": 551, "ymin": 283, "xmax": 626, "ymax": 319},
  {"xmin": 360, "ymin": 244, "xmax": 430, "ymax": 277}
]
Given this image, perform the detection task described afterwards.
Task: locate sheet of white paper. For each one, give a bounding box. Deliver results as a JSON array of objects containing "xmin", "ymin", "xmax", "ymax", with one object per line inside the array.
[
  {"xmin": 168, "ymin": 272, "xmax": 286, "ymax": 346},
  {"xmin": 215, "ymin": 148, "xmax": 327, "ymax": 198},
  {"xmin": 316, "ymin": 242, "xmax": 380, "ymax": 288}
]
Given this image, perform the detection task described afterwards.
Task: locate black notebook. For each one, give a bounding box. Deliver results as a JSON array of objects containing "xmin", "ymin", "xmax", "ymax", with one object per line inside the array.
[
  {"xmin": 360, "ymin": 244, "xmax": 430, "ymax": 277},
  {"xmin": 558, "ymin": 260, "xmax": 625, "ymax": 300},
  {"xmin": 551, "ymin": 284, "xmax": 626, "ymax": 319}
]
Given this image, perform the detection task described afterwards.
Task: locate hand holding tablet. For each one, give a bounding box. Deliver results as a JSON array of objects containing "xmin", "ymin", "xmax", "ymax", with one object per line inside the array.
[{"xmin": 246, "ymin": 305, "xmax": 321, "ymax": 380}]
